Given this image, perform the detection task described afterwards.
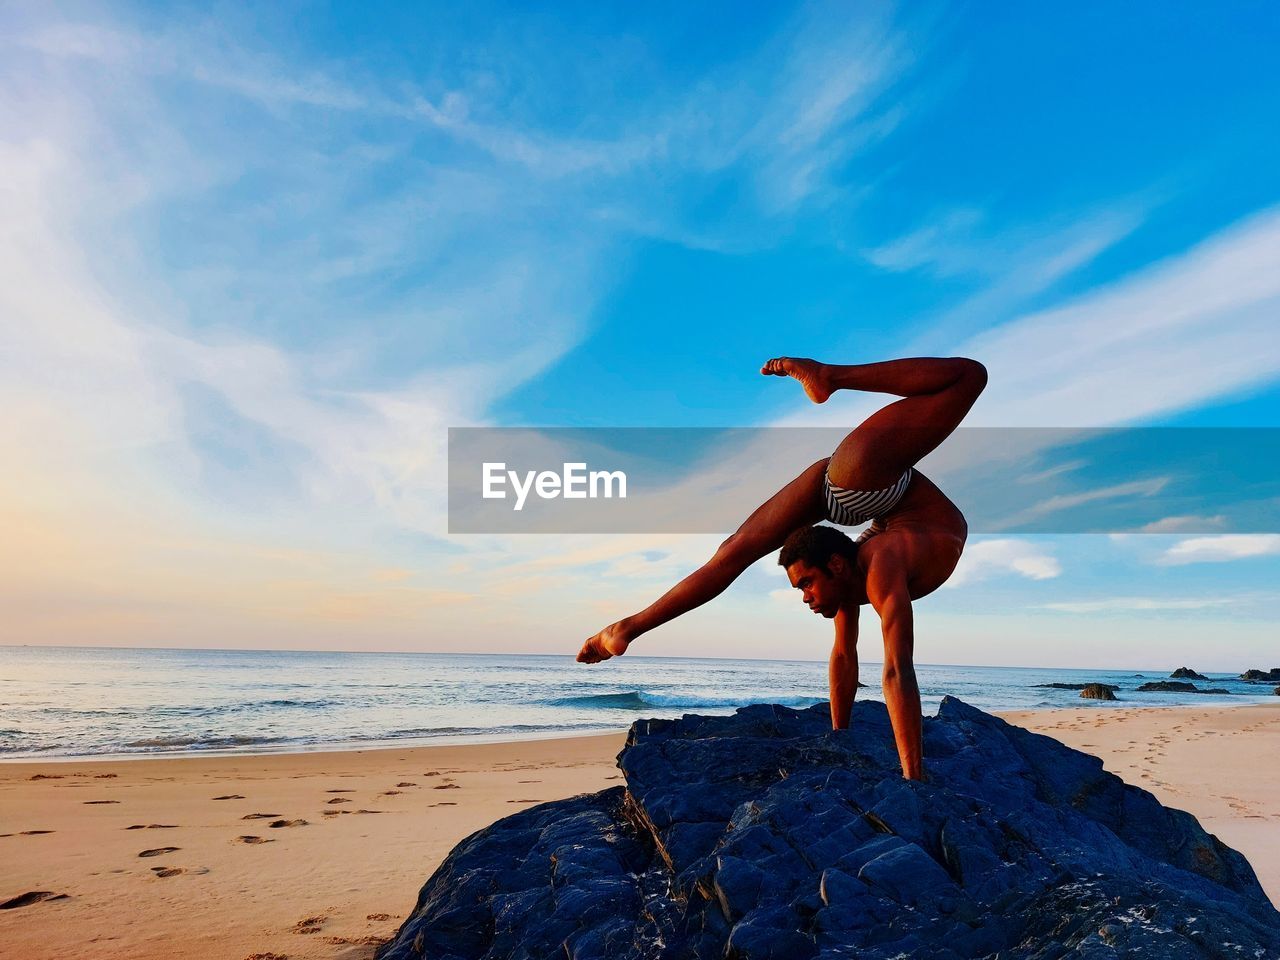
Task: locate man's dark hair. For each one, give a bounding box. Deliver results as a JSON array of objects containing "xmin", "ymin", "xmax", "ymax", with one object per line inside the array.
[{"xmin": 778, "ymin": 524, "xmax": 858, "ymax": 574}]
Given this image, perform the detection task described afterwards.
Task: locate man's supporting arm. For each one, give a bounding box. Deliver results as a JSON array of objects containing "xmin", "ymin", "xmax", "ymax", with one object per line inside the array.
[
  {"xmin": 829, "ymin": 606, "xmax": 859, "ymax": 729},
  {"xmin": 867, "ymin": 565, "xmax": 923, "ymax": 780}
]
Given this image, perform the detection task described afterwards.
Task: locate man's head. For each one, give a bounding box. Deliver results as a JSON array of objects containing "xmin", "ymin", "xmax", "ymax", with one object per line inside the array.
[{"xmin": 778, "ymin": 525, "xmax": 859, "ymax": 618}]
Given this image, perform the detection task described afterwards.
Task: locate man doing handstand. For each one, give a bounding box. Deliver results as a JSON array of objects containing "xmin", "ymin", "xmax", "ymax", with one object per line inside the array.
[{"xmin": 577, "ymin": 356, "xmax": 987, "ymax": 780}]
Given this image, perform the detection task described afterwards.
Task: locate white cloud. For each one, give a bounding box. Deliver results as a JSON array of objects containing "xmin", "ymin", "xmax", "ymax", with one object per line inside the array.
[
  {"xmin": 1159, "ymin": 534, "xmax": 1280, "ymax": 565},
  {"xmin": 1135, "ymin": 514, "xmax": 1228, "ymax": 534},
  {"xmin": 944, "ymin": 539, "xmax": 1062, "ymax": 587},
  {"xmin": 1041, "ymin": 596, "xmax": 1235, "ymax": 613}
]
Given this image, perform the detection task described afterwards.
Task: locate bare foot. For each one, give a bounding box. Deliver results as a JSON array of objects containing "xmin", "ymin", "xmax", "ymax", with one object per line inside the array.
[
  {"xmin": 760, "ymin": 357, "xmax": 830, "ymax": 404},
  {"xmin": 577, "ymin": 621, "xmax": 632, "ymax": 664}
]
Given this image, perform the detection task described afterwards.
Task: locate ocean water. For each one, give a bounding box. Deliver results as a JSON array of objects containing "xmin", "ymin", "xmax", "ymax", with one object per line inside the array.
[{"xmin": 0, "ymin": 646, "xmax": 1274, "ymax": 760}]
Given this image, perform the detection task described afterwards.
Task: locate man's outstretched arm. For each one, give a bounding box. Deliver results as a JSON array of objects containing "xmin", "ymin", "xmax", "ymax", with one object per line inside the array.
[
  {"xmin": 829, "ymin": 606, "xmax": 859, "ymax": 729},
  {"xmin": 867, "ymin": 562, "xmax": 923, "ymax": 780}
]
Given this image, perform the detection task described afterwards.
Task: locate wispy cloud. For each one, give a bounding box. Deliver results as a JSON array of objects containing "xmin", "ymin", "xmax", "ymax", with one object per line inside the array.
[
  {"xmin": 1159, "ymin": 534, "xmax": 1280, "ymax": 565},
  {"xmin": 996, "ymin": 477, "xmax": 1170, "ymax": 528},
  {"xmin": 963, "ymin": 205, "xmax": 1280, "ymax": 426},
  {"xmin": 1136, "ymin": 514, "xmax": 1228, "ymax": 534}
]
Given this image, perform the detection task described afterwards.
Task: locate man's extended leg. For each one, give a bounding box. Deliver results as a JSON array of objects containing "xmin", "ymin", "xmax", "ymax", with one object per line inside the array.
[{"xmin": 577, "ymin": 458, "xmax": 828, "ymax": 663}]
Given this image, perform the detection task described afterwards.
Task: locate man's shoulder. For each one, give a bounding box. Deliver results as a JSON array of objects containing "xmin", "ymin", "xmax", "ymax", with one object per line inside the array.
[
  {"xmin": 860, "ymin": 532, "xmax": 909, "ymax": 570},
  {"xmin": 861, "ymin": 539, "xmax": 910, "ymax": 597}
]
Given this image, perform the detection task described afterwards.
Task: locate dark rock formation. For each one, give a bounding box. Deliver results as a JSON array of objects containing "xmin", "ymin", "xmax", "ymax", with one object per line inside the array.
[
  {"xmin": 378, "ymin": 699, "xmax": 1280, "ymax": 959},
  {"xmin": 1034, "ymin": 682, "xmax": 1119, "ymax": 691},
  {"xmin": 1170, "ymin": 667, "xmax": 1208, "ymax": 680},
  {"xmin": 1274, "ymin": 686, "xmax": 1280, "ymax": 696},
  {"xmin": 1138, "ymin": 681, "xmax": 1231, "ymax": 694},
  {"xmin": 1242, "ymin": 668, "xmax": 1280, "ymax": 682},
  {"xmin": 1080, "ymin": 683, "xmax": 1117, "ymax": 700}
]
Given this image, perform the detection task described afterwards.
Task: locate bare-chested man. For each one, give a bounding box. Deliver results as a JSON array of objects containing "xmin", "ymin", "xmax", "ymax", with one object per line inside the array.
[{"xmin": 576, "ymin": 356, "xmax": 987, "ymax": 780}]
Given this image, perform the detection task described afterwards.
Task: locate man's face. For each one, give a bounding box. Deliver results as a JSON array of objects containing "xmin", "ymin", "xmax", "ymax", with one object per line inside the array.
[{"xmin": 785, "ymin": 558, "xmax": 842, "ymax": 618}]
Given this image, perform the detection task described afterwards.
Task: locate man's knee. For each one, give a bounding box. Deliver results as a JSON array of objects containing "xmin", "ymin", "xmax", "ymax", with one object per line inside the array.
[
  {"xmin": 957, "ymin": 358, "xmax": 988, "ymax": 394},
  {"xmin": 883, "ymin": 658, "xmax": 916, "ymax": 684},
  {"xmin": 714, "ymin": 532, "xmax": 760, "ymax": 571}
]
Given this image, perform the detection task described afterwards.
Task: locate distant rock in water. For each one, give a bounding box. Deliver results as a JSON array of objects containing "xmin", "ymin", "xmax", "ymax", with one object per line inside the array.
[
  {"xmin": 1138, "ymin": 680, "xmax": 1199, "ymax": 693},
  {"xmin": 1241, "ymin": 668, "xmax": 1280, "ymax": 682},
  {"xmin": 1274, "ymin": 685, "xmax": 1280, "ymax": 696},
  {"xmin": 1170, "ymin": 667, "xmax": 1208, "ymax": 680},
  {"xmin": 377, "ymin": 699, "xmax": 1280, "ymax": 960},
  {"xmin": 1138, "ymin": 681, "xmax": 1231, "ymax": 694},
  {"xmin": 1033, "ymin": 682, "xmax": 1119, "ymax": 691},
  {"xmin": 1080, "ymin": 683, "xmax": 1117, "ymax": 700}
]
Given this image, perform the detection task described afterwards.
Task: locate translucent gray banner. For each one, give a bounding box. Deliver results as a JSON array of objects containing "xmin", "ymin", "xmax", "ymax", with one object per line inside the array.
[{"xmin": 447, "ymin": 427, "xmax": 1280, "ymax": 534}]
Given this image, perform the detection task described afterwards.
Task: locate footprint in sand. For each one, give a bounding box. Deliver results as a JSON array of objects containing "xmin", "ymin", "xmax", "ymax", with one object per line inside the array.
[
  {"xmin": 242, "ymin": 813, "xmax": 283, "ymax": 820},
  {"xmin": 83, "ymin": 800, "xmax": 120, "ymax": 805},
  {"xmin": 212, "ymin": 795, "xmax": 246, "ymax": 801},
  {"xmin": 28, "ymin": 774, "xmax": 64, "ymax": 781},
  {"xmin": 354, "ymin": 809, "xmax": 382, "ymax": 815},
  {"xmin": 0, "ymin": 891, "xmax": 70, "ymax": 909},
  {"xmin": 243, "ymin": 953, "xmax": 288, "ymax": 960},
  {"xmin": 293, "ymin": 915, "xmax": 327, "ymax": 935},
  {"xmin": 379, "ymin": 790, "xmax": 402, "ymax": 796},
  {"xmin": 236, "ymin": 836, "xmax": 274, "ymax": 844},
  {"xmin": 395, "ymin": 782, "xmax": 416, "ymax": 788},
  {"xmin": 94, "ymin": 774, "xmax": 118, "ymax": 779},
  {"xmin": 517, "ymin": 780, "xmax": 542, "ymax": 784},
  {"xmin": 429, "ymin": 802, "xmax": 457, "ymax": 807},
  {"xmin": 507, "ymin": 799, "xmax": 539, "ymax": 804},
  {"xmin": 432, "ymin": 783, "xmax": 461, "ymax": 790},
  {"xmin": 126, "ymin": 824, "xmax": 178, "ymax": 830},
  {"xmin": 19, "ymin": 829, "xmax": 55, "ymax": 835},
  {"xmin": 150, "ymin": 867, "xmax": 185, "ymax": 878},
  {"xmin": 138, "ymin": 847, "xmax": 181, "ymax": 858},
  {"xmin": 367, "ymin": 913, "xmax": 394, "ymax": 921},
  {"xmin": 325, "ymin": 789, "xmax": 355, "ymax": 794},
  {"xmin": 323, "ymin": 934, "xmax": 391, "ymax": 947},
  {"xmin": 322, "ymin": 810, "xmax": 351, "ymax": 817},
  {"xmin": 268, "ymin": 819, "xmax": 308, "ymax": 829},
  {"xmin": 326, "ymin": 797, "xmax": 352, "ymax": 805}
]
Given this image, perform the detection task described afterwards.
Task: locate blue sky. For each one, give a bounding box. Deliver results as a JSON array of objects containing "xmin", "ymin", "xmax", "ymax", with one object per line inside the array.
[{"xmin": 1, "ymin": 1, "xmax": 1278, "ymax": 669}]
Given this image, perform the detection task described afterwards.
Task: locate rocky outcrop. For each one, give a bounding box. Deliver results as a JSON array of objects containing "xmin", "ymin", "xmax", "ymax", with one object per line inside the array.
[
  {"xmin": 378, "ymin": 699, "xmax": 1280, "ymax": 960},
  {"xmin": 1080, "ymin": 683, "xmax": 1117, "ymax": 700},
  {"xmin": 1138, "ymin": 681, "xmax": 1231, "ymax": 694},
  {"xmin": 1242, "ymin": 668, "xmax": 1280, "ymax": 682},
  {"xmin": 1033, "ymin": 682, "xmax": 1119, "ymax": 691},
  {"xmin": 1170, "ymin": 667, "xmax": 1208, "ymax": 680}
]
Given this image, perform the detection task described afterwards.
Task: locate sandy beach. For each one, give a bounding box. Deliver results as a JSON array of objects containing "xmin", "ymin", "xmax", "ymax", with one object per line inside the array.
[{"xmin": 2, "ymin": 704, "xmax": 1278, "ymax": 960}]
